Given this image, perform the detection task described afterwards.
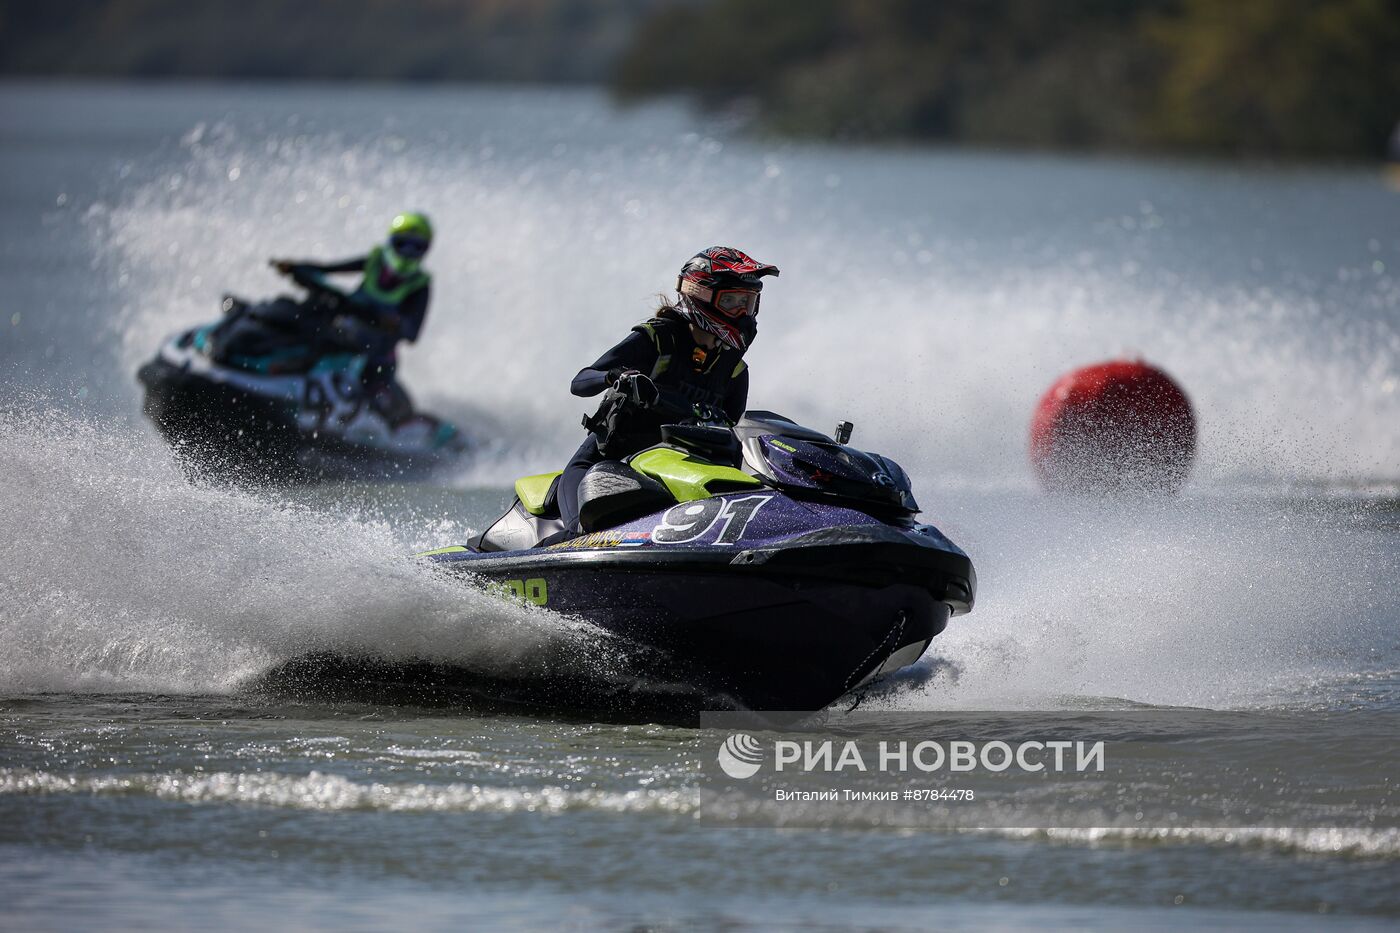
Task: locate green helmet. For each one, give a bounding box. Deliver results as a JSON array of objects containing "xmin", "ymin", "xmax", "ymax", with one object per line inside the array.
[{"xmin": 384, "ymin": 212, "xmax": 433, "ymax": 274}]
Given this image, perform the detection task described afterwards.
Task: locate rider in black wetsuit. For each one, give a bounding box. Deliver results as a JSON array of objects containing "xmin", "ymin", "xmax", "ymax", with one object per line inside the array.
[
  {"xmin": 270, "ymin": 212, "xmax": 433, "ymax": 423},
  {"xmin": 559, "ymin": 246, "xmax": 779, "ymax": 532}
]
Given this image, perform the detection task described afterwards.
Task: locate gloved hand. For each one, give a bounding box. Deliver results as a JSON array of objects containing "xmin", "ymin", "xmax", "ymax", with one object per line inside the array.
[
  {"xmin": 611, "ymin": 370, "xmax": 660, "ymax": 408},
  {"xmin": 269, "ymin": 259, "xmax": 295, "ymax": 275}
]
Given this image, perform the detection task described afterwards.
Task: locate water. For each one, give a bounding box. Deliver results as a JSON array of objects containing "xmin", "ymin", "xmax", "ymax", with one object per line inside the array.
[{"xmin": 1, "ymin": 82, "xmax": 1398, "ymax": 929}]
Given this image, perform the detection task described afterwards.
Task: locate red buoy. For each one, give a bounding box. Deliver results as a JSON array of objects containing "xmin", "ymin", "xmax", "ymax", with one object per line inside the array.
[{"xmin": 1030, "ymin": 359, "xmax": 1196, "ymax": 494}]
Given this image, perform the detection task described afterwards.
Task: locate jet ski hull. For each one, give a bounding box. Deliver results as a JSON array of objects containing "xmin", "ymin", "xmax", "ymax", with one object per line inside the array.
[
  {"xmin": 251, "ymin": 574, "xmax": 948, "ymax": 717},
  {"xmin": 426, "ymin": 494, "xmax": 975, "ymax": 712},
  {"xmin": 137, "ymin": 328, "xmax": 467, "ymax": 482},
  {"xmin": 449, "ymin": 562, "xmax": 946, "ymax": 711}
]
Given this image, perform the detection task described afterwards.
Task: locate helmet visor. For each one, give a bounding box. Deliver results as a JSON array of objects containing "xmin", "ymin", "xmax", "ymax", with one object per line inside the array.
[
  {"xmin": 712, "ymin": 288, "xmax": 760, "ymax": 318},
  {"xmin": 390, "ymin": 234, "xmax": 430, "ymax": 259}
]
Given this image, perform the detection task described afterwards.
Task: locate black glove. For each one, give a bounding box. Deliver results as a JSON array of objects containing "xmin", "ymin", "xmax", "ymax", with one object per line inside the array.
[{"xmin": 612, "ymin": 370, "xmax": 659, "ymax": 408}]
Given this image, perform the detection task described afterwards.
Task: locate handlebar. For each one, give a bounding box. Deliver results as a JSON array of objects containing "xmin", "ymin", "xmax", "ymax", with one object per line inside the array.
[
  {"xmin": 286, "ymin": 264, "xmax": 349, "ymax": 299},
  {"xmin": 605, "ymin": 386, "xmax": 729, "ymax": 426},
  {"xmin": 272, "ymin": 263, "xmax": 395, "ymax": 331}
]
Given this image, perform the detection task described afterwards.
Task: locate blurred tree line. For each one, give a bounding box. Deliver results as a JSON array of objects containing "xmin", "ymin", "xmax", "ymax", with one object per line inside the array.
[
  {"xmin": 6, "ymin": 0, "xmax": 1395, "ymax": 158},
  {"xmin": 612, "ymin": 0, "xmax": 1400, "ymax": 158},
  {"xmin": 0, "ymin": 0, "xmax": 666, "ymax": 83}
]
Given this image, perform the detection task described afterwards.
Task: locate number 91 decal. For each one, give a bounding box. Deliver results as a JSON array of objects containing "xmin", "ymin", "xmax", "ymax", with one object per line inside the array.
[{"xmin": 652, "ymin": 495, "xmax": 772, "ymax": 545}]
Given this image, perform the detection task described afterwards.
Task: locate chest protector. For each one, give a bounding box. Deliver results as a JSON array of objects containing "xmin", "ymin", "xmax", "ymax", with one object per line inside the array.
[
  {"xmin": 584, "ymin": 316, "xmax": 747, "ymax": 458},
  {"xmin": 351, "ymin": 245, "xmax": 430, "ymax": 315}
]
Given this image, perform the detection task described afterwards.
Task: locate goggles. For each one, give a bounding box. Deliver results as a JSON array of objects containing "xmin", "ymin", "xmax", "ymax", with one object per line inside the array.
[
  {"xmin": 390, "ymin": 234, "xmax": 430, "ymax": 259},
  {"xmin": 681, "ymin": 278, "xmax": 760, "ymax": 318},
  {"xmin": 713, "ymin": 288, "xmax": 760, "ymax": 318}
]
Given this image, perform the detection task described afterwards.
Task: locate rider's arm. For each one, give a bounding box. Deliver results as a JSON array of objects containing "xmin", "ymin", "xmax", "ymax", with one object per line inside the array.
[
  {"xmin": 292, "ymin": 256, "xmax": 368, "ymax": 274},
  {"xmin": 393, "ymin": 285, "xmax": 430, "ymax": 342},
  {"xmin": 570, "ymin": 331, "xmax": 658, "ymax": 397}
]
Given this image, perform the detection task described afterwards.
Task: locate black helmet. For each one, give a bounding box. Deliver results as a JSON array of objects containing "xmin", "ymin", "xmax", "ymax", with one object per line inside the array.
[{"xmin": 675, "ymin": 246, "xmax": 779, "ymax": 350}]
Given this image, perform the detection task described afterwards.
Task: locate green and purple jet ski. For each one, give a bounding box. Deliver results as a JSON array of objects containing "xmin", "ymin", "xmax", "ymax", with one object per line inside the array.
[{"xmin": 415, "ymin": 406, "xmax": 976, "ymax": 713}]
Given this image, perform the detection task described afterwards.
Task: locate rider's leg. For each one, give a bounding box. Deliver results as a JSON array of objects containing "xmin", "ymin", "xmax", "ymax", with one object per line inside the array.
[
  {"xmin": 364, "ymin": 354, "xmax": 413, "ymax": 424},
  {"xmin": 558, "ymin": 435, "xmax": 605, "ymax": 533}
]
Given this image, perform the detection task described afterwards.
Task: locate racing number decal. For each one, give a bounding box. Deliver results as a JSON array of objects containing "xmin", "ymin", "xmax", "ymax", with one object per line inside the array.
[
  {"xmin": 652, "ymin": 499, "xmax": 722, "ymax": 544},
  {"xmin": 495, "ymin": 578, "xmax": 548, "ymax": 606},
  {"xmin": 652, "ymin": 495, "xmax": 772, "ymax": 545},
  {"xmin": 519, "ymin": 578, "xmax": 548, "ymax": 606},
  {"xmin": 714, "ymin": 495, "xmax": 771, "ymax": 544}
]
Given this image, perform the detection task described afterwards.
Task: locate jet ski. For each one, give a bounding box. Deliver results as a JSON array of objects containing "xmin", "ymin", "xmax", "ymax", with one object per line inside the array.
[
  {"xmin": 414, "ymin": 402, "xmax": 976, "ymax": 713},
  {"xmin": 136, "ymin": 265, "xmax": 468, "ymax": 481}
]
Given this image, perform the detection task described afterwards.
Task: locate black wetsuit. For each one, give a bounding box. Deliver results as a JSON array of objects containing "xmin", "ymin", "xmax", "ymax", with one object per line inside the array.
[
  {"xmin": 559, "ymin": 314, "xmax": 749, "ymax": 531},
  {"xmin": 298, "ymin": 254, "xmax": 430, "ymax": 380},
  {"xmin": 295, "ymin": 250, "xmax": 431, "ymax": 422}
]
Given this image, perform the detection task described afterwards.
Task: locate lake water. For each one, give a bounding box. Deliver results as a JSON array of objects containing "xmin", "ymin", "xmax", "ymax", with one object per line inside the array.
[{"xmin": 1, "ymin": 82, "xmax": 1398, "ymax": 930}]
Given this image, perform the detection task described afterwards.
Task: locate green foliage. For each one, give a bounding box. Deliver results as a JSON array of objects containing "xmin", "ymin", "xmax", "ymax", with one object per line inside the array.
[
  {"xmin": 1149, "ymin": 0, "xmax": 1400, "ymax": 156},
  {"xmin": 612, "ymin": 0, "xmax": 1400, "ymax": 158},
  {"xmin": 0, "ymin": 0, "xmax": 667, "ymax": 84},
  {"xmin": 6, "ymin": 0, "xmax": 1396, "ymax": 157}
]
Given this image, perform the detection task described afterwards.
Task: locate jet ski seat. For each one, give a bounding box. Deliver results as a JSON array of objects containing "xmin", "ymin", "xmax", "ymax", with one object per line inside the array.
[
  {"xmin": 577, "ymin": 461, "xmax": 675, "ymax": 532},
  {"xmin": 471, "ymin": 463, "xmax": 674, "ymax": 552},
  {"xmin": 516, "ymin": 471, "xmax": 564, "ymax": 519}
]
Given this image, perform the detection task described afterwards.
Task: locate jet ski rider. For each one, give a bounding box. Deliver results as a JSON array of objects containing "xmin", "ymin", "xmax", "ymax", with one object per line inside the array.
[
  {"xmin": 269, "ymin": 212, "xmax": 434, "ymax": 423},
  {"xmin": 558, "ymin": 246, "xmax": 779, "ymax": 532}
]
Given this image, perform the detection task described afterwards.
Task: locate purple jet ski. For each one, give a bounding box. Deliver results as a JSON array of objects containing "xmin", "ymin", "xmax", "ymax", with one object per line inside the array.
[{"xmin": 418, "ymin": 408, "xmax": 976, "ymax": 712}]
